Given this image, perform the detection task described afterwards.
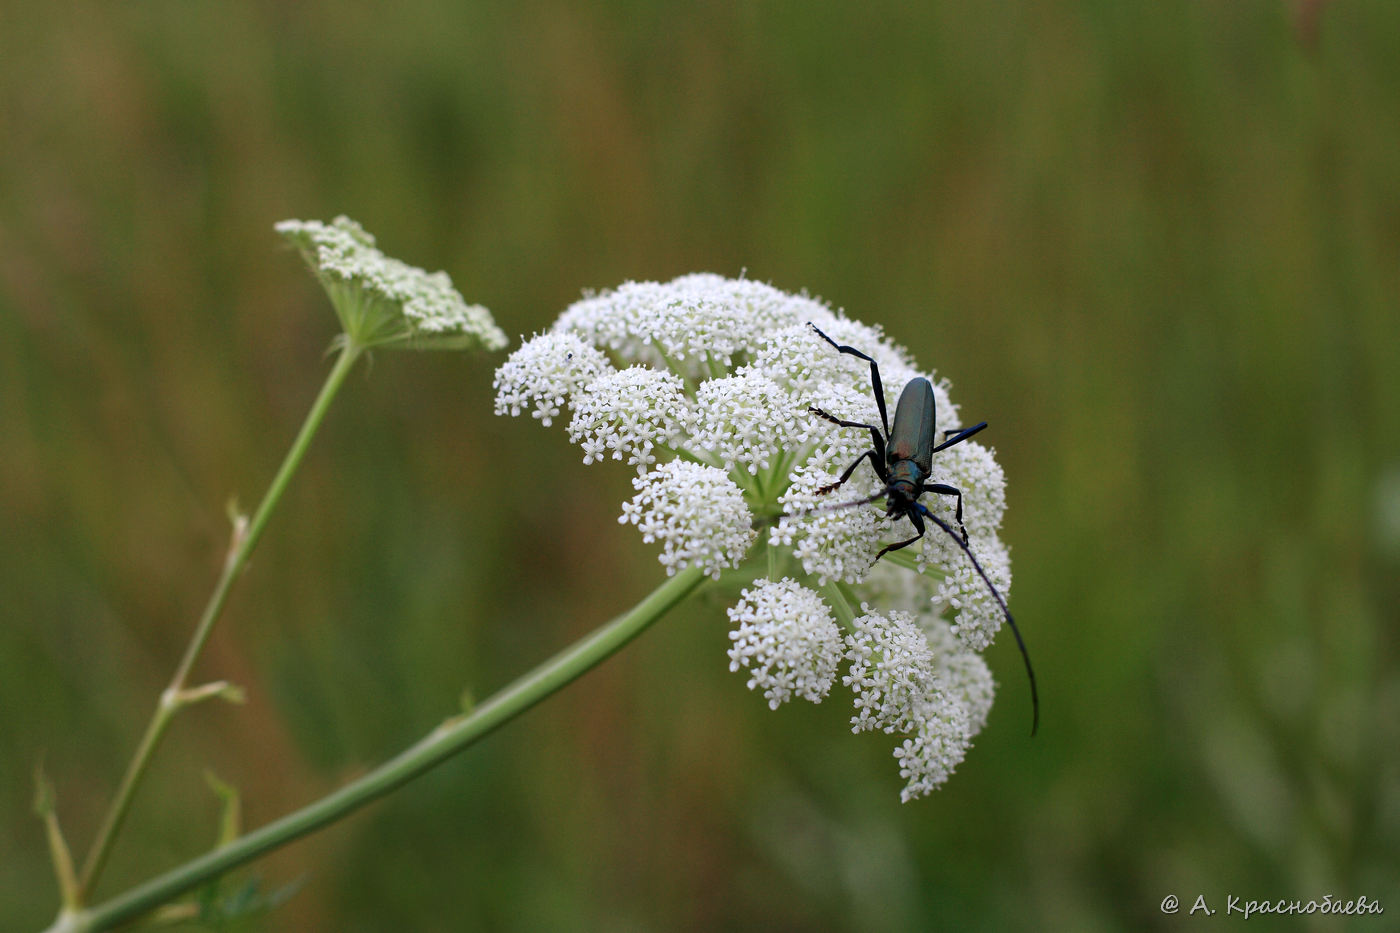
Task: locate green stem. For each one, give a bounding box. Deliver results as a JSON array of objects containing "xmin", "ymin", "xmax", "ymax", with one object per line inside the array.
[
  {"xmin": 822, "ymin": 581, "xmax": 858, "ymax": 631},
  {"xmin": 48, "ymin": 567, "xmax": 706, "ymax": 933},
  {"xmin": 76, "ymin": 341, "xmax": 364, "ymax": 903},
  {"xmin": 34, "ymin": 767, "xmax": 79, "ymax": 912}
]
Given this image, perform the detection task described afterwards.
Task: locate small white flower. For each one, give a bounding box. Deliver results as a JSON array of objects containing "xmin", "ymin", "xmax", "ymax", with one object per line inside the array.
[
  {"xmin": 659, "ymin": 274, "xmax": 831, "ymax": 368},
  {"xmin": 555, "ymin": 274, "xmax": 832, "ymax": 378},
  {"xmin": 850, "ymin": 572, "xmax": 997, "ymax": 736},
  {"xmin": 893, "ymin": 697, "xmax": 972, "ymax": 801},
  {"xmin": 922, "ymin": 441, "xmax": 1007, "ymax": 540},
  {"xmin": 493, "ymin": 331, "xmax": 614, "ymax": 426},
  {"xmin": 774, "ymin": 456, "xmax": 885, "ymax": 584},
  {"xmin": 844, "ymin": 609, "xmax": 980, "ymax": 800},
  {"xmin": 807, "ymin": 318, "xmax": 919, "ymax": 395},
  {"xmin": 691, "ymin": 370, "xmax": 814, "ymax": 475},
  {"xmin": 276, "ymin": 216, "xmax": 506, "ymax": 351},
  {"xmin": 553, "ymin": 280, "xmax": 673, "ymax": 365},
  {"xmin": 568, "ymin": 368, "xmax": 693, "ymax": 470},
  {"xmin": 931, "ymin": 535, "xmax": 1012, "ymax": 651},
  {"xmin": 800, "ymin": 380, "xmax": 887, "ymax": 457},
  {"xmin": 619, "ymin": 460, "xmax": 755, "ymax": 578},
  {"xmin": 768, "ymin": 381, "xmax": 891, "ymax": 583},
  {"xmin": 920, "ymin": 616, "xmax": 997, "ymax": 736},
  {"xmin": 843, "ymin": 609, "xmax": 939, "ymax": 735},
  {"xmin": 746, "ymin": 322, "xmax": 846, "ymax": 396},
  {"xmin": 727, "ymin": 578, "xmax": 842, "ymax": 709}
]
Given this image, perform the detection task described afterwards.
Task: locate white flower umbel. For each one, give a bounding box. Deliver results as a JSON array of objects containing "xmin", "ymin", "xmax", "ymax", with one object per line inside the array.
[
  {"xmin": 569, "ymin": 367, "xmax": 694, "ymax": 470},
  {"xmin": 556, "ymin": 274, "xmax": 832, "ymax": 379},
  {"xmin": 691, "ymin": 370, "xmax": 814, "ymax": 476},
  {"xmin": 493, "ymin": 331, "xmax": 613, "ymax": 426},
  {"xmin": 921, "ymin": 615, "xmax": 997, "ymax": 735},
  {"xmin": 775, "ymin": 457, "xmax": 886, "ymax": 584},
  {"xmin": 928, "ymin": 532, "xmax": 1012, "ymax": 651},
  {"xmin": 843, "ymin": 609, "xmax": 939, "ymax": 735},
  {"xmin": 844, "ymin": 609, "xmax": 978, "ymax": 800},
  {"xmin": 894, "ymin": 699, "xmax": 972, "ymax": 802},
  {"xmin": 495, "ymin": 272, "xmax": 1021, "ymax": 799},
  {"xmin": 62, "ymin": 224, "xmax": 513, "ymax": 920},
  {"xmin": 619, "ymin": 461, "xmax": 756, "ymax": 579},
  {"xmin": 277, "ymin": 216, "xmax": 507, "ymax": 352},
  {"xmin": 727, "ymin": 578, "xmax": 842, "ymax": 709}
]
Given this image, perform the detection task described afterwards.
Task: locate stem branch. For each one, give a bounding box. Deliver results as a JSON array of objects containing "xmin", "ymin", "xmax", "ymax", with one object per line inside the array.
[
  {"xmin": 51, "ymin": 567, "xmax": 705, "ymax": 933},
  {"xmin": 76, "ymin": 342, "xmax": 364, "ymax": 901}
]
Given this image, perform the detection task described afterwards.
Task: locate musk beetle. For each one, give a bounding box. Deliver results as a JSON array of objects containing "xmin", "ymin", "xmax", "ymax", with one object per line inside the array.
[{"xmin": 807, "ymin": 323, "xmax": 1039, "ymax": 735}]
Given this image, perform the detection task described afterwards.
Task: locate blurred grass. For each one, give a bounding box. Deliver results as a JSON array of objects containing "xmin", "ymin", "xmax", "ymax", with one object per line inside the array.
[{"xmin": 2, "ymin": 1, "xmax": 1398, "ymax": 930}]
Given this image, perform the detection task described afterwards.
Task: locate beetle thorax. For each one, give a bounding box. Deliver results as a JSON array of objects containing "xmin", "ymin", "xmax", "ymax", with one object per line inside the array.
[{"xmin": 887, "ymin": 457, "xmax": 925, "ymax": 489}]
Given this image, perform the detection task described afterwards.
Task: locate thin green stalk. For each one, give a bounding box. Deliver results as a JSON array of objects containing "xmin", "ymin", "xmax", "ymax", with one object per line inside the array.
[
  {"xmin": 822, "ymin": 580, "xmax": 858, "ymax": 631},
  {"xmin": 76, "ymin": 341, "xmax": 364, "ymax": 903},
  {"xmin": 47, "ymin": 567, "xmax": 706, "ymax": 933},
  {"xmin": 34, "ymin": 767, "xmax": 79, "ymax": 913}
]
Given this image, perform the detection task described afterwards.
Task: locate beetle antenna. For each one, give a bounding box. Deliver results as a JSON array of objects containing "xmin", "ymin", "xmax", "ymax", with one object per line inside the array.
[
  {"xmin": 788, "ymin": 488, "xmax": 887, "ymax": 517},
  {"xmin": 760, "ymin": 487, "xmax": 888, "ymax": 528},
  {"xmin": 758, "ymin": 489, "xmax": 885, "ymax": 531},
  {"xmin": 918, "ymin": 506, "xmax": 1039, "ymax": 737}
]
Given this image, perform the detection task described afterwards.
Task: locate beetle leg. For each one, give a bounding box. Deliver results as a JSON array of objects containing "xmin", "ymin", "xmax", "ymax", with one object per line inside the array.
[
  {"xmin": 808, "ymin": 407, "xmax": 887, "ymax": 463},
  {"xmin": 809, "ymin": 324, "xmax": 891, "ymax": 437},
  {"xmin": 817, "ymin": 448, "xmax": 884, "ymax": 495},
  {"xmin": 875, "ymin": 506, "xmax": 926, "ymax": 560},
  {"xmin": 808, "ymin": 406, "xmax": 879, "ymax": 433},
  {"xmin": 800, "ymin": 488, "xmax": 886, "ymax": 517},
  {"xmin": 924, "ymin": 482, "xmax": 969, "ymax": 543},
  {"xmin": 932, "ymin": 421, "xmax": 988, "ymax": 453}
]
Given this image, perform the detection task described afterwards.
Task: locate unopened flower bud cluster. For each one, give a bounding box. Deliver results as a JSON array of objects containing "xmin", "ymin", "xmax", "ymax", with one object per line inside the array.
[{"xmin": 494, "ymin": 274, "xmax": 1013, "ymax": 798}]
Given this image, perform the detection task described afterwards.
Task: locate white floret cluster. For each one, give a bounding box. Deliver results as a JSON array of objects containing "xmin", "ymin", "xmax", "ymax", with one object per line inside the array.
[
  {"xmin": 492, "ymin": 332, "xmax": 611, "ymax": 425},
  {"xmin": 619, "ymin": 461, "xmax": 756, "ymax": 579},
  {"xmin": 277, "ymin": 216, "xmax": 507, "ymax": 352},
  {"xmin": 494, "ymin": 274, "xmax": 1017, "ymax": 799},
  {"xmin": 569, "ymin": 368, "xmax": 693, "ymax": 469},
  {"xmin": 727, "ymin": 578, "xmax": 843, "ymax": 709}
]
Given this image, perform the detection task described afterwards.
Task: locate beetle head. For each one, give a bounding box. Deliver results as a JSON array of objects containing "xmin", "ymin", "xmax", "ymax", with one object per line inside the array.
[{"xmin": 885, "ymin": 480, "xmax": 919, "ymax": 516}]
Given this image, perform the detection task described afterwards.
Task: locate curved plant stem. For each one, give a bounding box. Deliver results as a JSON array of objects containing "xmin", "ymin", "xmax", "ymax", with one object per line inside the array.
[
  {"xmin": 76, "ymin": 341, "xmax": 365, "ymax": 903},
  {"xmin": 46, "ymin": 566, "xmax": 707, "ymax": 933}
]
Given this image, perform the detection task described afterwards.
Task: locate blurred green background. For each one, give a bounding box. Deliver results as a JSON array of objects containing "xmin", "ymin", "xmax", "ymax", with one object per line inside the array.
[{"xmin": 3, "ymin": 1, "xmax": 1397, "ymax": 930}]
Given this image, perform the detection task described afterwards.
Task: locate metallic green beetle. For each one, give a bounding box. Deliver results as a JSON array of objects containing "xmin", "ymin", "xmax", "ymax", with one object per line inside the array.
[{"xmin": 808, "ymin": 323, "xmax": 1040, "ymax": 735}]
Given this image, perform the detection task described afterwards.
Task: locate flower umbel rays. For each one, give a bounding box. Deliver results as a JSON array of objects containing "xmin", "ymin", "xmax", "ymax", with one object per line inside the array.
[
  {"xmin": 277, "ymin": 216, "xmax": 507, "ymax": 352},
  {"xmin": 494, "ymin": 274, "xmax": 1021, "ymax": 799}
]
